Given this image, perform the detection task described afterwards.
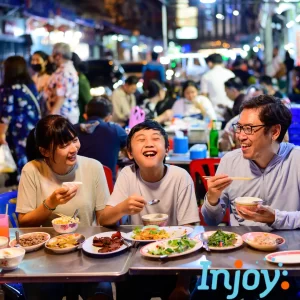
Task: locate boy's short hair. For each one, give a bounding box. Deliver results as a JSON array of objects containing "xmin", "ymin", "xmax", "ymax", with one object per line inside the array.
[
  {"xmin": 127, "ymin": 120, "xmax": 169, "ymax": 154},
  {"xmin": 86, "ymin": 97, "xmax": 113, "ymax": 119}
]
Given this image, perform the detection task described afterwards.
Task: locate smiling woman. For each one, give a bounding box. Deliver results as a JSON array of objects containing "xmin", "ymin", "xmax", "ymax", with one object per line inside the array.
[{"xmin": 16, "ymin": 115, "xmax": 110, "ymax": 228}]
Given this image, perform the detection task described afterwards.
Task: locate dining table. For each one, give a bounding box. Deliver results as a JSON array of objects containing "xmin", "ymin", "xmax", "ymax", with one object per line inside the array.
[{"xmin": 1, "ymin": 225, "xmax": 300, "ymax": 299}]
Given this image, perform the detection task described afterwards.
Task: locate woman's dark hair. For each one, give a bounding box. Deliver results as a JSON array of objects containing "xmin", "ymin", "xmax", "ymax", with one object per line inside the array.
[
  {"xmin": 86, "ymin": 97, "xmax": 113, "ymax": 118},
  {"xmin": 259, "ymin": 75, "xmax": 273, "ymax": 86},
  {"xmin": 3, "ymin": 56, "xmax": 33, "ymax": 87},
  {"xmin": 224, "ymin": 77, "xmax": 244, "ymax": 91},
  {"xmin": 127, "ymin": 120, "xmax": 169, "ymax": 154},
  {"xmin": 182, "ymin": 80, "xmax": 198, "ymax": 97},
  {"xmin": 147, "ymin": 80, "xmax": 164, "ymax": 98},
  {"xmin": 32, "ymin": 51, "xmax": 55, "ymax": 75},
  {"xmin": 34, "ymin": 115, "xmax": 78, "ymax": 161},
  {"xmin": 240, "ymin": 95, "xmax": 292, "ymax": 143}
]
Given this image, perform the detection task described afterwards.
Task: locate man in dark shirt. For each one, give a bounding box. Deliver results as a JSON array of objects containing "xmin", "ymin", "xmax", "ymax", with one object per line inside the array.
[
  {"xmin": 74, "ymin": 97, "xmax": 127, "ymax": 181},
  {"xmin": 223, "ymin": 77, "xmax": 246, "ymax": 122},
  {"xmin": 259, "ymin": 75, "xmax": 284, "ymax": 99}
]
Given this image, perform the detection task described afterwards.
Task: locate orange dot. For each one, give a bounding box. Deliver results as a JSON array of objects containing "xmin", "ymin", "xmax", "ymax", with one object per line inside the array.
[
  {"xmin": 281, "ymin": 281, "xmax": 290, "ymax": 290},
  {"xmin": 234, "ymin": 260, "xmax": 243, "ymax": 268}
]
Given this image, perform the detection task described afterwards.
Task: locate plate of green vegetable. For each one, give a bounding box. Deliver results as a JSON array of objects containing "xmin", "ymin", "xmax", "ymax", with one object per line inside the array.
[
  {"xmin": 200, "ymin": 230, "xmax": 243, "ymax": 250},
  {"xmin": 140, "ymin": 236, "xmax": 203, "ymax": 258}
]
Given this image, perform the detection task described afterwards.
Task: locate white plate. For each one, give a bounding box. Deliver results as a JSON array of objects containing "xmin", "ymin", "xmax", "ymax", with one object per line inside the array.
[
  {"xmin": 265, "ymin": 250, "xmax": 300, "ymax": 264},
  {"xmin": 140, "ymin": 238, "xmax": 203, "ymax": 258},
  {"xmin": 195, "ymin": 231, "xmax": 243, "ymax": 251},
  {"xmin": 45, "ymin": 233, "xmax": 85, "ymax": 254},
  {"xmin": 9, "ymin": 232, "xmax": 50, "ymax": 253},
  {"xmin": 123, "ymin": 226, "xmax": 194, "ymax": 242},
  {"xmin": 82, "ymin": 231, "xmax": 128, "ymax": 256}
]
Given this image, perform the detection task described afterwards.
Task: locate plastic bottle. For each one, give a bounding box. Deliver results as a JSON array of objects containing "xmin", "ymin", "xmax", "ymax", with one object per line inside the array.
[{"xmin": 209, "ymin": 120, "xmax": 219, "ymax": 157}]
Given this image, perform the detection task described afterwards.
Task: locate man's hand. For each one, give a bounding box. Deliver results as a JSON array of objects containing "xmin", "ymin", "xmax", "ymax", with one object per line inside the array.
[
  {"xmin": 237, "ymin": 205, "xmax": 275, "ymax": 224},
  {"xmin": 207, "ymin": 174, "xmax": 232, "ymax": 206},
  {"xmin": 119, "ymin": 194, "xmax": 146, "ymax": 215}
]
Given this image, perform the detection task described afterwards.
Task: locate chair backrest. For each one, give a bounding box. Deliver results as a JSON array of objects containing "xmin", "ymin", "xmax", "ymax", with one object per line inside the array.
[
  {"xmin": 103, "ymin": 165, "xmax": 114, "ymax": 194},
  {"xmin": 190, "ymin": 158, "xmax": 221, "ymax": 191},
  {"xmin": 0, "ymin": 191, "xmax": 18, "ymax": 228},
  {"xmin": 128, "ymin": 106, "xmax": 145, "ymax": 129}
]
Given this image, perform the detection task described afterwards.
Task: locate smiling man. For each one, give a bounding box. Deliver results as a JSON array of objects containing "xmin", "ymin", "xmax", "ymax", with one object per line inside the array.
[
  {"xmin": 201, "ymin": 95, "xmax": 300, "ymax": 229},
  {"xmin": 100, "ymin": 119, "xmax": 199, "ymax": 226}
]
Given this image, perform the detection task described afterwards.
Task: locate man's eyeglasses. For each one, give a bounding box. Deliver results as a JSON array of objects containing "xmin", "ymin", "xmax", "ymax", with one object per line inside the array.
[{"xmin": 232, "ymin": 123, "xmax": 267, "ymax": 135}]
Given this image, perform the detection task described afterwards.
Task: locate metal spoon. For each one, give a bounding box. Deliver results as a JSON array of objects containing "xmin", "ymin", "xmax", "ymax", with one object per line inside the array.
[
  {"xmin": 148, "ymin": 199, "xmax": 160, "ymax": 206},
  {"xmin": 15, "ymin": 231, "xmax": 21, "ymax": 248},
  {"xmin": 70, "ymin": 209, "xmax": 79, "ymax": 221}
]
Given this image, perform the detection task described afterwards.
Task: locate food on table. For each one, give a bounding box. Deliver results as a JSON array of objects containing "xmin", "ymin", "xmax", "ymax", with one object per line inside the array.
[
  {"xmin": 147, "ymin": 236, "xmax": 197, "ymax": 256},
  {"xmin": 207, "ymin": 229, "xmax": 237, "ymax": 247},
  {"xmin": 47, "ymin": 234, "xmax": 81, "ymax": 249},
  {"xmin": 132, "ymin": 227, "xmax": 170, "ymax": 240},
  {"xmin": 52, "ymin": 216, "xmax": 79, "ymax": 225},
  {"xmin": 19, "ymin": 233, "xmax": 48, "ymax": 247},
  {"xmin": 252, "ymin": 233, "xmax": 283, "ymax": 246},
  {"xmin": 93, "ymin": 231, "xmax": 124, "ymax": 253}
]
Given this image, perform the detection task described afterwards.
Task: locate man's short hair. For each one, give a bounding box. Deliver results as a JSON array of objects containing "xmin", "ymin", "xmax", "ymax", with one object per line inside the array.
[
  {"xmin": 127, "ymin": 120, "xmax": 169, "ymax": 154},
  {"xmin": 86, "ymin": 97, "xmax": 113, "ymax": 119},
  {"xmin": 53, "ymin": 43, "xmax": 72, "ymax": 60},
  {"xmin": 259, "ymin": 75, "xmax": 273, "ymax": 86},
  {"xmin": 151, "ymin": 51, "xmax": 159, "ymax": 61},
  {"xmin": 240, "ymin": 95, "xmax": 292, "ymax": 143},
  {"xmin": 125, "ymin": 75, "xmax": 139, "ymax": 85},
  {"xmin": 224, "ymin": 77, "xmax": 244, "ymax": 91},
  {"xmin": 206, "ymin": 53, "xmax": 223, "ymax": 64}
]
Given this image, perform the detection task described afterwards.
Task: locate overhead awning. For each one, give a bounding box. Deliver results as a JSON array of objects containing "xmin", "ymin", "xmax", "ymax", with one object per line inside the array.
[
  {"xmin": 0, "ymin": 0, "xmax": 21, "ymax": 7},
  {"xmin": 101, "ymin": 20, "xmax": 131, "ymax": 36},
  {"xmin": 24, "ymin": 0, "xmax": 55, "ymax": 19}
]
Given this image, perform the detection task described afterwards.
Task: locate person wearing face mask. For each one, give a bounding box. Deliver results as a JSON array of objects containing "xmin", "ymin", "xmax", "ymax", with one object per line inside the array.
[
  {"xmin": 31, "ymin": 51, "xmax": 53, "ymax": 93},
  {"xmin": 172, "ymin": 80, "xmax": 216, "ymax": 119},
  {"xmin": 141, "ymin": 80, "xmax": 173, "ymax": 124}
]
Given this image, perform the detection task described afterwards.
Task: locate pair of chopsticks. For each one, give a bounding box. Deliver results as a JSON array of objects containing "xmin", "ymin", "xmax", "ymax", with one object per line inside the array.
[{"xmin": 203, "ymin": 176, "xmax": 253, "ymax": 180}]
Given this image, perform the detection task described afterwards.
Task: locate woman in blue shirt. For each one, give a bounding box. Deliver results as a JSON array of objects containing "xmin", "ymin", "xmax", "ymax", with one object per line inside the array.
[{"xmin": 0, "ymin": 56, "xmax": 41, "ymax": 175}]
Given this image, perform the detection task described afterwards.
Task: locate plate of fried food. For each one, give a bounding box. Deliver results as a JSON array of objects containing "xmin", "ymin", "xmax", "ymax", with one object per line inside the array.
[
  {"xmin": 82, "ymin": 231, "xmax": 129, "ymax": 256},
  {"xmin": 122, "ymin": 226, "xmax": 194, "ymax": 242},
  {"xmin": 45, "ymin": 233, "xmax": 85, "ymax": 254},
  {"xmin": 9, "ymin": 232, "xmax": 50, "ymax": 252}
]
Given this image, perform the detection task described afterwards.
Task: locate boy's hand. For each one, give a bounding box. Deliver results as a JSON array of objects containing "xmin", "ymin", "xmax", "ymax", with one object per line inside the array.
[{"xmin": 120, "ymin": 194, "xmax": 146, "ymax": 215}]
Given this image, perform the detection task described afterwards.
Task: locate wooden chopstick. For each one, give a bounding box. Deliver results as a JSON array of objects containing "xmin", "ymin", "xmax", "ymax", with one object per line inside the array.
[{"xmin": 203, "ymin": 176, "xmax": 253, "ymax": 180}]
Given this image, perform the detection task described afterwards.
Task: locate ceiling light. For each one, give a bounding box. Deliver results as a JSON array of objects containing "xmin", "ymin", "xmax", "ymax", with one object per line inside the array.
[
  {"xmin": 233, "ymin": 10, "xmax": 239, "ymax": 16},
  {"xmin": 255, "ymin": 36, "xmax": 260, "ymax": 42},
  {"xmin": 216, "ymin": 13, "xmax": 225, "ymax": 20},
  {"xmin": 200, "ymin": 0, "xmax": 216, "ymax": 3},
  {"xmin": 253, "ymin": 46, "xmax": 259, "ymax": 53},
  {"xmin": 286, "ymin": 20, "xmax": 295, "ymax": 28},
  {"xmin": 243, "ymin": 45, "xmax": 250, "ymax": 51}
]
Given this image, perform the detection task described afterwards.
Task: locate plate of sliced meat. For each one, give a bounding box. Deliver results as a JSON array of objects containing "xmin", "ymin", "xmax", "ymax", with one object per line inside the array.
[{"xmin": 82, "ymin": 231, "xmax": 128, "ymax": 255}]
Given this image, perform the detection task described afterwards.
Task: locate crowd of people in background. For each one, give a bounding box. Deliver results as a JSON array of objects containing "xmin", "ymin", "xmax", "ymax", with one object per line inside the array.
[{"xmin": 0, "ymin": 42, "xmax": 299, "ymax": 186}]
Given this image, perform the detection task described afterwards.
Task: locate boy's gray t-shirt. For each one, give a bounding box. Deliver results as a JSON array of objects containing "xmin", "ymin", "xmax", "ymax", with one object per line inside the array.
[{"xmin": 107, "ymin": 164, "xmax": 200, "ymax": 226}]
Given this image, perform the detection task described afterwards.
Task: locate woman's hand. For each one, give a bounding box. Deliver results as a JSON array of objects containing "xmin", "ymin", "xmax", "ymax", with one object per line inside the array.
[{"xmin": 46, "ymin": 186, "xmax": 78, "ymax": 209}]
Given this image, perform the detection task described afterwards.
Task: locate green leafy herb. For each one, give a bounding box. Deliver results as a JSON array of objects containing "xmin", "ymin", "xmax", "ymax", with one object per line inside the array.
[
  {"xmin": 147, "ymin": 236, "xmax": 197, "ymax": 256},
  {"xmin": 207, "ymin": 230, "xmax": 237, "ymax": 247}
]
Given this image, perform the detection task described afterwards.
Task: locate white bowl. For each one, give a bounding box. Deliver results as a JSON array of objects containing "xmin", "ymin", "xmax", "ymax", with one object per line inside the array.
[
  {"xmin": 62, "ymin": 182, "xmax": 82, "ymax": 188},
  {"xmin": 52, "ymin": 217, "xmax": 79, "ymax": 234},
  {"xmin": 0, "ymin": 247, "xmax": 25, "ymax": 270},
  {"xmin": 0, "ymin": 237, "xmax": 9, "ymax": 249},
  {"xmin": 141, "ymin": 214, "xmax": 169, "ymax": 226},
  {"xmin": 234, "ymin": 197, "xmax": 263, "ymax": 212},
  {"xmin": 9, "ymin": 232, "xmax": 50, "ymax": 252}
]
